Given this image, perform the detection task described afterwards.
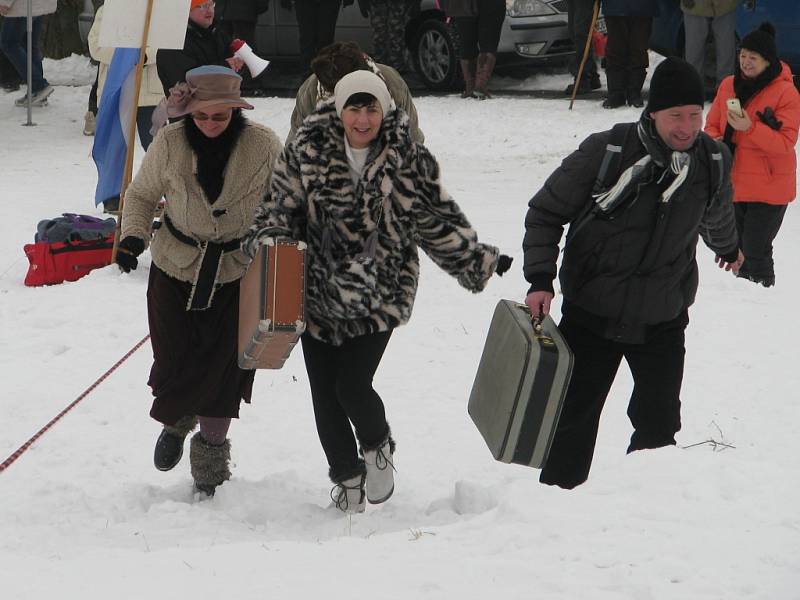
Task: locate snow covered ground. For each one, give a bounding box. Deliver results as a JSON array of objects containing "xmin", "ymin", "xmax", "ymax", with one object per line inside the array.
[{"xmin": 0, "ymin": 61, "xmax": 798, "ymax": 599}]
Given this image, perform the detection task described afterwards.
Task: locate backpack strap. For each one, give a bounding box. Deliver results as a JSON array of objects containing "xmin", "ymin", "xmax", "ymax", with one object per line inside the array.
[
  {"xmin": 565, "ymin": 123, "xmax": 633, "ymax": 246},
  {"xmin": 592, "ymin": 122, "xmax": 630, "ymax": 195},
  {"xmin": 700, "ymin": 134, "xmax": 725, "ymax": 205}
]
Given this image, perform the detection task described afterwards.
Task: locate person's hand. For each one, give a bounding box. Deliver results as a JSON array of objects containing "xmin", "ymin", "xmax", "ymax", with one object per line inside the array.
[
  {"xmin": 495, "ymin": 254, "xmax": 513, "ymax": 276},
  {"xmin": 727, "ymin": 109, "xmax": 752, "ymax": 132},
  {"xmin": 116, "ymin": 237, "xmax": 145, "ymax": 273},
  {"xmin": 756, "ymin": 107, "xmax": 783, "ymax": 131},
  {"xmin": 525, "ymin": 290, "xmax": 553, "ymax": 318},
  {"xmin": 226, "ymin": 56, "xmax": 245, "ymax": 72},
  {"xmin": 715, "ymin": 250, "xmax": 744, "ymax": 275},
  {"xmin": 0, "ymin": 5, "xmax": 9, "ymax": 16}
]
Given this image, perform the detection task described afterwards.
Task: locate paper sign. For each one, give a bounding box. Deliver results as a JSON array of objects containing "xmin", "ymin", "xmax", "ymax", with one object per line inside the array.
[{"xmin": 99, "ymin": 0, "xmax": 190, "ymax": 50}]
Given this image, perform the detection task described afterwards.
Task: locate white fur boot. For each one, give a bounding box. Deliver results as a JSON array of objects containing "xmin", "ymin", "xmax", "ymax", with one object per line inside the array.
[{"xmin": 363, "ymin": 437, "xmax": 395, "ymax": 504}]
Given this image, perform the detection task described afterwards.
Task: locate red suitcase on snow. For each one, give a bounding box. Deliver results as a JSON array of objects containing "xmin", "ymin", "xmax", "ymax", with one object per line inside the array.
[{"xmin": 23, "ymin": 234, "xmax": 115, "ymax": 287}]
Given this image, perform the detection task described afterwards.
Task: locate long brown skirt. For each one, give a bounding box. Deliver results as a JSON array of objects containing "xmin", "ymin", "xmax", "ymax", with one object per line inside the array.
[{"xmin": 146, "ymin": 265, "xmax": 255, "ymax": 426}]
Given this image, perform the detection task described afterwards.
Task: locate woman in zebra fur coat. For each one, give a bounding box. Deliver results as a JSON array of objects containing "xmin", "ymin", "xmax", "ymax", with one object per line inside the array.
[{"xmin": 243, "ymin": 70, "xmax": 512, "ymax": 513}]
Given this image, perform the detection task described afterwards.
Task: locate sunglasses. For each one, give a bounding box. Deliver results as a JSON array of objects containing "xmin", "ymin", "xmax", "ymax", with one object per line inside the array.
[{"xmin": 192, "ymin": 111, "xmax": 232, "ymax": 122}]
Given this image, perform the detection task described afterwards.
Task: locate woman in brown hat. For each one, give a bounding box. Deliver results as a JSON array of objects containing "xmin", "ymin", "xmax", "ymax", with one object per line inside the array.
[{"xmin": 116, "ymin": 65, "xmax": 283, "ymax": 496}]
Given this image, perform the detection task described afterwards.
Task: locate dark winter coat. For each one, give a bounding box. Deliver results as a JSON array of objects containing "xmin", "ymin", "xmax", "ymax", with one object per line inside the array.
[
  {"xmin": 523, "ymin": 116, "xmax": 738, "ymax": 342},
  {"xmin": 601, "ymin": 0, "xmax": 659, "ymax": 18},
  {"xmin": 156, "ymin": 21, "xmax": 233, "ymax": 96},
  {"xmin": 244, "ymin": 100, "xmax": 499, "ymax": 346},
  {"xmin": 216, "ymin": 0, "xmax": 267, "ymax": 23}
]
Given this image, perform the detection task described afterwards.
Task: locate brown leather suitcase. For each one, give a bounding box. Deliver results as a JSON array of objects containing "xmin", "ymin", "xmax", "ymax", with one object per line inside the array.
[{"xmin": 238, "ymin": 238, "xmax": 307, "ymax": 369}]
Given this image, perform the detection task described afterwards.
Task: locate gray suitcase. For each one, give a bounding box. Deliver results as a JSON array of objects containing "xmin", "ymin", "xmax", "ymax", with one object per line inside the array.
[{"xmin": 468, "ymin": 300, "xmax": 574, "ymax": 468}]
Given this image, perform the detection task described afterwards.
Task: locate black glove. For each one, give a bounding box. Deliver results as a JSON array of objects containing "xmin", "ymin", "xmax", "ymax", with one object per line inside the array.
[
  {"xmin": 357, "ymin": 0, "xmax": 370, "ymax": 17},
  {"xmin": 116, "ymin": 236, "xmax": 145, "ymax": 273},
  {"xmin": 495, "ymin": 254, "xmax": 513, "ymax": 276},
  {"xmin": 280, "ymin": 0, "xmax": 293, "ymax": 11},
  {"xmin": 756, "ymin": 106, "xmax": 783, "ymax": 131}
]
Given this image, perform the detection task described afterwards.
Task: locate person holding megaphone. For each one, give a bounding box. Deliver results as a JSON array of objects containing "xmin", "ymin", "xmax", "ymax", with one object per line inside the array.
[{"xmin": 157, "ymin": 0, "xmax": 248, "ymax": 97}]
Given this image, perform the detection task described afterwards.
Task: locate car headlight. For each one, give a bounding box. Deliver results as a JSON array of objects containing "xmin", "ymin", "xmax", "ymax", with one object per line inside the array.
[{"xmin": 507, "ymin": 0, "xmax": 557, "ymax": 17}]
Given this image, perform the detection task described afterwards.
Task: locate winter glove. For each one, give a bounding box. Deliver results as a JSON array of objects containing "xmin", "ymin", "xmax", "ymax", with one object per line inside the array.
[
  {"xmin": 495, "ymin": 254, "xmax": 513, "ymax": 276},
  {"xmin": 357, "ymin": 0, "xmax": 370, "ymax": 17},
  {"xmin": 241, "ymin": 226, "xmax": 293, "ymax": 259},
  {"xmin": 756, "ymin": 107, "xmax": 783, "ymax": 131},
  {"xmin": 116, "ymin": 236, "xmax": 145, "ymax": 273}
]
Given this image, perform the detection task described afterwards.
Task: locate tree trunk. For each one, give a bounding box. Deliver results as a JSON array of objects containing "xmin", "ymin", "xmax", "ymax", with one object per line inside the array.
[{"xmin": 42, "ymin": 0, "xmax": 85, "ymax": 59}]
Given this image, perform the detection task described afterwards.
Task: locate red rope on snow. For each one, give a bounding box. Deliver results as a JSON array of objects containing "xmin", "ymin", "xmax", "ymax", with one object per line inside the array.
[{"xmin": 0, "ymin": 334, "xmax": 151, "ymax": 474}]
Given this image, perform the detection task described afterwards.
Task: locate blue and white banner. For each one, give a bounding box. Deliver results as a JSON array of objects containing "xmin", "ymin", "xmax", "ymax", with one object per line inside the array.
[{"xmin": 91, "ymin": 48, "xmax": 139, "ymax": 207}]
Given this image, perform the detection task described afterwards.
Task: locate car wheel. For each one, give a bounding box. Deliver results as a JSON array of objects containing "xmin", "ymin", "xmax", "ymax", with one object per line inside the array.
[{"xmin": 414, "ymin": 19, "xmax": 462, "ymax": 91}]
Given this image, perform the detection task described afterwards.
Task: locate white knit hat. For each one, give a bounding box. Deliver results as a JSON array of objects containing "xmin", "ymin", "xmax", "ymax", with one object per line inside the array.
[{"xmin": 333, "ymin": 70, "xmax": 394, "ymax": 118}]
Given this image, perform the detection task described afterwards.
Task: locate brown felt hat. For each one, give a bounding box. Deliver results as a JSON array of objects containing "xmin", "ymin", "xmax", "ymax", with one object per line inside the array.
[{"xmin": 166, "ymin": 65, "xmax": 253, "ymax": 118}]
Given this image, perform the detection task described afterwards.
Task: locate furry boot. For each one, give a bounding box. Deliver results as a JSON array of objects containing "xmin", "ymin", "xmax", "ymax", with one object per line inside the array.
[
  {"xmin": 153, "ymin": 415, "xmax": 198, "ymax": 471},
  {"xmin": 189, "ymin": 432, "xmax": 231, "ymax": 497},
  {"xmin": 474, "ymin": 52, "xmax": 497, "ymax": 99},
  {"xmin": 362, "ymin": 434, "xmax": 396, "ymax": 504},
  {"xmin": 330, "ymin": 470, "xmax": 366, "ymax": 514},
  {"xmin": 460, "ymin": 58, "xmax": 476, "ymax": 98}
]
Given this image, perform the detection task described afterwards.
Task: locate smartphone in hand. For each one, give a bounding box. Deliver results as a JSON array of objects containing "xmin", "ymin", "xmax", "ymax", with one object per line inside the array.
[{"xmin": 726, "ymin": 97, "xmax": 744, "ymax": 117}]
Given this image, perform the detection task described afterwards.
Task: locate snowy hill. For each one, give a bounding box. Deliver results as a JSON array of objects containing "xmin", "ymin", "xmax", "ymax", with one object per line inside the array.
[{"xmin": 0, "ymin": 79, "xmax": 798, "ymax": 599}]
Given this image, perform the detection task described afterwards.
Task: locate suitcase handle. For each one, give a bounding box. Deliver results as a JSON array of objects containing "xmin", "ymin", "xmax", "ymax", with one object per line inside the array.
[{"xmin": 515, "ymin": 302, "xmax": 555, "ymax": 345}]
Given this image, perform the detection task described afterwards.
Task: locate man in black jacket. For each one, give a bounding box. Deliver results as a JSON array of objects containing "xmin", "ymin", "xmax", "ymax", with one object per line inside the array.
[
  {"xmin": 156, "ymin": 0, "xmax": 243, "ymax": 97},
  {"xmin": 523, "ymin": 58, "xmax": 743, "ymax": 489}
]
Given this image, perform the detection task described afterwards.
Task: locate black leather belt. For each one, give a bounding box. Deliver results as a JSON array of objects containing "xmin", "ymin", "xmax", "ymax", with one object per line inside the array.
[{"xmin": 163, "ymin": 214, "xmax": 242, "ymax": 311}]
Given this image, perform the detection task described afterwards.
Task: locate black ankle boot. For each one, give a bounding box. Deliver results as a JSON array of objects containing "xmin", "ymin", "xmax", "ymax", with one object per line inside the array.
[
  {"xmin": 627, "ymin": 89, "xmax": 644, "ymax": 107},
  {"xmin": 154, "ymin": 430, "xmax": 186, "ymax": 471},
  {"xmin": 603, "ymin": 92, "xmax": 626, "ymax": 109},
  {"xmin": 153, "ymin": 415, "xmax": 197, "ymax": 471}
]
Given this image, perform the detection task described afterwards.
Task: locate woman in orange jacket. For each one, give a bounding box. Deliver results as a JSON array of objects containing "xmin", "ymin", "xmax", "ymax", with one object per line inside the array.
[{"xmin": 705, "ymin": 22, "xmax": 800, "ymax": 287}]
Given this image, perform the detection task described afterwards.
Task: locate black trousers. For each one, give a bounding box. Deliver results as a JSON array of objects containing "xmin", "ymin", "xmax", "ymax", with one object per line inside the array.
[
  {"xmin": 87, "ymin": 68, "xmax": 99, "ymax": 114},
  {"xmin": 540, "ymin": 312, "xmax": 687, "ymax": 489},
  {"xmin": 295, "ymin": 0, "xmax": 341, "ymax": 71},
  {"xmin": 301, "ymin": 330, "xmax": 392, "ymax": 482},
  {"xmin": 604, "ymin": 15, "xmax": 652, "ymax": 97},
  {"xmin": 566, "ymin": 0, "xmax": 598, "ymax": 81},
  {"xmin": 0, "ymin": 36, "xmax": 21, "ymax": 88},
  {"xmin": 453, "ymin": 0, "xmax": 505, "ymax": 59},
  {"xmin": 734, "ymin": 201, "xmax": 787, "ymax": 282}
]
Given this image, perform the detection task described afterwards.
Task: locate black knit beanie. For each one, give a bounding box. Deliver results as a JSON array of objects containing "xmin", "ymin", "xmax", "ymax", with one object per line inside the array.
[
  {"xmin": 740, "ymin": 22, "xmax": 778, "ymax": 65},
  {"xmin": 646, "ymin": 57, "xmax": 705, "ymax": 113}
]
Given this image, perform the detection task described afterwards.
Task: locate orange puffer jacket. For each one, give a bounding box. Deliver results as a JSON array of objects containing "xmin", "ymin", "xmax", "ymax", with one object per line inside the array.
[{"xmin": 705, "ymin": 62, "xmax": 800, "ymax": 205}]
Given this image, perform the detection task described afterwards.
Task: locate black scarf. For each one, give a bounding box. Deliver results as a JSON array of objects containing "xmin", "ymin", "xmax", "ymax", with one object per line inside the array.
[
  {"xmin": 183, "ymin": 110, "xmax": 246, "ymax": 204},
  {"xmin": 722, "ymin": 60, "xmax": 782, "ymax": 154}
]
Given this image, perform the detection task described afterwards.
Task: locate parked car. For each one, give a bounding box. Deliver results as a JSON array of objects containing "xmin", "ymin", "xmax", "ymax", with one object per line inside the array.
[
  {"xmin": 650, "ymin": 0, "xmax": 800, "ymax": 73},
  {"xmin": 255, "ymin": 0, "xmax": 575, "ymax": 90}
]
